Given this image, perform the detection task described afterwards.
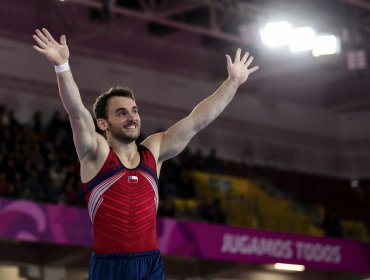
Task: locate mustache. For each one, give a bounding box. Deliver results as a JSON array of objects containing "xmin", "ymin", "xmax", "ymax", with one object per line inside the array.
[{"xmin": 125, "ymin": 121, "xmax": 139, "ymax": 126}]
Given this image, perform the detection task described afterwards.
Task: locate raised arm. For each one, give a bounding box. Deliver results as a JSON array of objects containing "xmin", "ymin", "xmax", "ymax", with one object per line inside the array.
[
  {"xmin": 142, "ymin": 48, "xmax": 259, "ymax": 165},
  {"xmin": 32, "ymin": 28, "xmax": 99, "ymax": 162}
]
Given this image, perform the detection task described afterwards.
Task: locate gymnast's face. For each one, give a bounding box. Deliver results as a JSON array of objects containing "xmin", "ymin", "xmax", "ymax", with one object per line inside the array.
[{"xmin": 104, "ymin": 96, "xmax": 141, "ymax": 143}]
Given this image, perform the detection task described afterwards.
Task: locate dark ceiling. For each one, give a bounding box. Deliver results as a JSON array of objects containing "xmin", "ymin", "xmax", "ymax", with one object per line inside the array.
[{"xmin": 0, "ymin": 0, "xmax": 369, "ymax": 112}]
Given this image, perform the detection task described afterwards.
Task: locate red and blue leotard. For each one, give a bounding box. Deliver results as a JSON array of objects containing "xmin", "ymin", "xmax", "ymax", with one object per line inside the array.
[{"xmin": 82, "ymin": 144, "xmax": 159, "ymax": 254}]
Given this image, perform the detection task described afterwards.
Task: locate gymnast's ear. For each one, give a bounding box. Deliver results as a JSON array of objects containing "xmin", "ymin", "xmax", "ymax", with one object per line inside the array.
[{"xmin": 96, "ymin": 118, "xmax": 108, "ymax": 132}]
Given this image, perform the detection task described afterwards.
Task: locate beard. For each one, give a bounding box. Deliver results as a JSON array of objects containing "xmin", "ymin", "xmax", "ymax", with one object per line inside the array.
[{"xmin": 107, "ymin": 120, "xmax": 141, "ymax": 144}]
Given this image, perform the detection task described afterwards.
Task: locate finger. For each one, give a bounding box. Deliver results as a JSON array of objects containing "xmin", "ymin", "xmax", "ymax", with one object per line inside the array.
[
  {"xmin": 245, "ymin": 56, "xmax": 254, "ymax": 67},
  {"xmin": 35, "ymin": 29, "xmax": 49, "ymax": 44},
  {"xmin": 42, "ymin": 28, "xmax": 57, "ymax": 44},
  {"xmin": 33, "ymin": 45, "xmax": 46, "ymax": 54},
  {"xmin": 241, "ymin": 52, "xmax": 249, "ymax": 64},
  {"xmin": 225, "ymin": 54, "xmax": 232, "ymax": 67},
  {"xmin": 234, "ymin": 48, "xmax": 241, "ymax": 63},
  {"xmin": 60, "ymin": 35, "xmax": 67, "ymax": 46},
  {"xmin": 249, "ymin": 65, "xmax": 259, "ymax": 74},
  {"xmin": 33, "ymin": 35, "xmax": 47, "ymax": 49}
]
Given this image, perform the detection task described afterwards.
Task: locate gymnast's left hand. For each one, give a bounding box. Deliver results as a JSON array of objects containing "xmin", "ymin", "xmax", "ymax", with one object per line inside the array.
[{"xmin": 225, "ymin": 48, "xmax": 259, "ymax": 87}]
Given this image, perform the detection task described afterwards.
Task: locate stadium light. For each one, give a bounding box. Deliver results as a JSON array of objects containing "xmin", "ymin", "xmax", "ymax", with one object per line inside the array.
[
  {"xmin": 289, "ymin": 27, "xmax": 316, "ymax": 52},
  {"xmin": 312, "ymin": 35, "xmax": 339, "ymax": 57},
  {"xmin": 259, "ymin": 21, "xmax": 293, "ymax": 47},
  {"xmin": 274, "ymin": 263, "xmax": 305, "ymax": 271}
]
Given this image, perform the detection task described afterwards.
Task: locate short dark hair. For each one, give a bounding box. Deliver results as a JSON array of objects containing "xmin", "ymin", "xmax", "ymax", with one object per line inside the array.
[{"xmin": 93, "ymin": 86, "xmax": 135, "ymax": 119}]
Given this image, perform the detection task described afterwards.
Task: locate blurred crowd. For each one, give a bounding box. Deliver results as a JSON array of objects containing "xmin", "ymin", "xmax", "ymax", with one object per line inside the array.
[
  {"xmin": 1, "ymin": 104, "xmax": 369, "ymax": 239},
  {"xmin": 0, "ymin": 105, "xmax": 81, "ymax": 206}
]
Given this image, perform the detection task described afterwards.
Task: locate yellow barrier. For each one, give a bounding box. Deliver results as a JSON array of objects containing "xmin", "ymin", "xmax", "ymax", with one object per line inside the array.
[{"xmin": 189, "ymin": 171, "xmax": 325, "ymax": 236}]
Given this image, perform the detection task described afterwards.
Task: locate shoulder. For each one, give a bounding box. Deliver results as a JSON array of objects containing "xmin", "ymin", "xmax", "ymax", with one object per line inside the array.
[
  {"xmin": 140, "ymin": 132, "xmax": 164, "ymax": 161},
  {"xmin": 80, "ymin": 133, "xmax": 110, "ymax": 183},
  {"xmin": 83, "ymin": 133, "xmax": 110, "ymax": 162}
]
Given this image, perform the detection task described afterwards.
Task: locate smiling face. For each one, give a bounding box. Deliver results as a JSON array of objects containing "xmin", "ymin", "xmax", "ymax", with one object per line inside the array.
[{"xmin": 100, "ymin": 96, "xmax": 141, "ymax": 144}]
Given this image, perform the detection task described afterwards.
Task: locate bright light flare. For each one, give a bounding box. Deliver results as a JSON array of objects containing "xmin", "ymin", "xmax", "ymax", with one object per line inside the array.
[
  {"xmin": 289, "ymin": 27, "xmax": 316, "ymax": 52},
  {"xmin": 260, "ymin": 21, "xmax": 293, "ymax": 47},
  {"xmin": 274, "ymin": 263, "xmax": 305, "ymax": 271},
  {"xmin": 312, "ymin": 35, "xmax": 339, "ymax": 57}
]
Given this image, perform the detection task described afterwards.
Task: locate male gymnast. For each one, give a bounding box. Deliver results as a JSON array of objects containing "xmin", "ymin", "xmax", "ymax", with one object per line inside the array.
[{"xmin": 33, "ymin": 28, "xmax": 259, "ymax": 280}]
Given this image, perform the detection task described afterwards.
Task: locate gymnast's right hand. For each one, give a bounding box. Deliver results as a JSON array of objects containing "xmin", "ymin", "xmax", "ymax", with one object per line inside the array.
[{"xmin": 32, "ymin": 28, "xmax": 69, "ymax": 66}]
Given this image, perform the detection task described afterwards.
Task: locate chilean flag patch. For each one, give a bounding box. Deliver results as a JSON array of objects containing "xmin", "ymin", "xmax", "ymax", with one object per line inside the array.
[{"xmin": 128, "ymin": 175, "xmax": 138, "ymax": 183}]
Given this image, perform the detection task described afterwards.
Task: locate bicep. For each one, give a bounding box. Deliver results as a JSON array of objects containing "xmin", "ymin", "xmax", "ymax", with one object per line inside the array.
[
  {"xmin": 158, "ymin": 116, "xmax": 198, "ymax": 162},
  {"xmin": 69, "ymin": 107, "xmax": 99, "ymax": 161},
  {"xmin": 142, "ymin": 112, "xmax": 202, "ymax": 164}
]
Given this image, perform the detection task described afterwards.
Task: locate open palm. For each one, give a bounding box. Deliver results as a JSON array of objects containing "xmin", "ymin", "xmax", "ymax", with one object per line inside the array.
[
  {"xmin": 225, "ymin": 48, "xmax": 259, "ymax": 86},
  {"xmin": 33, "ymin": 28, "xmax": 69, "ymax": 66}
]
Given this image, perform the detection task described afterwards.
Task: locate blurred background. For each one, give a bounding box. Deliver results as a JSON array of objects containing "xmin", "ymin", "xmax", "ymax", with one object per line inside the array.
[{"xmin": 0, "ymin": 0, "xmax": 370, "ymax": 279}]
